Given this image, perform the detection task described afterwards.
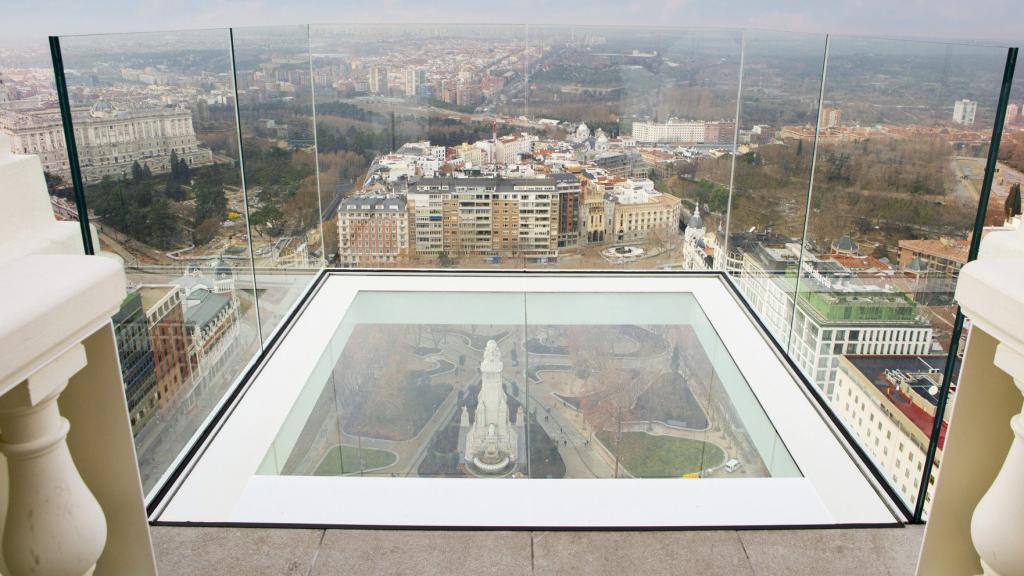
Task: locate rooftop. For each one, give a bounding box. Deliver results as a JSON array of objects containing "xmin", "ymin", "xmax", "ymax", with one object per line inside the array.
[
  {"xmin": 136, "ymin": 284, "xmax": 178, "ymax": 312},
  {"xmin": 898, "ymin": 238, "xmax": 969, "ymax": 264},
  {"xmin": 846, "ymin": 355, "xmax": 956, "ymax": 448},
  {"xmin": 184, "ymin": 290, "xmax": 231, "ymax": 331}
]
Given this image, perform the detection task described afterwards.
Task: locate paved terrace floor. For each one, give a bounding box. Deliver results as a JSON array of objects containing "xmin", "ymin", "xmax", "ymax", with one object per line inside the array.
[{"xmin": 152, "ymin": 525, "xmax": 924, "ymax": 575}]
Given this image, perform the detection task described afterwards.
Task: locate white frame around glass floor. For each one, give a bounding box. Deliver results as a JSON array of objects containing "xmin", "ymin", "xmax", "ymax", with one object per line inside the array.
[{"xmin": 158, "ymin": 273, "xmax": 900, "ymax": 527}]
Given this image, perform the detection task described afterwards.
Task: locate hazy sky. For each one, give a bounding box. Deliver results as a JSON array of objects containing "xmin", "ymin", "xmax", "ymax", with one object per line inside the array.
[{"xmin": 0, "ymin": 0, "xmax": 1020, "ymax": 46}]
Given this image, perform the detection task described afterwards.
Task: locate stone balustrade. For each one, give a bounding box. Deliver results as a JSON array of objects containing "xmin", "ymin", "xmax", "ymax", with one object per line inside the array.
[
  {"xmin": 0, "ymin": 134, "xmax": 155, "ymax": 574},
  {"xmin": 954, "ymin": 221, "xmax": 1024, "ymax": 576}
]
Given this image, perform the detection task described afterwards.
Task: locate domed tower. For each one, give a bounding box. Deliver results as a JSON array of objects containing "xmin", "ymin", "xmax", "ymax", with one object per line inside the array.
[
  {"xmin": 684, "ymin": 204, "xmax": 705, "ymax": 244},
  {"xmin": 682, "ymin": 205, "xmax": 710, "ymax": 270},
  {"xmin": 574, "ymin": 122, "xmax": 591, "ymax": 143},
  {"xmin": 210, "ymin": 258, "xmax": 235, "ymax": 293}
]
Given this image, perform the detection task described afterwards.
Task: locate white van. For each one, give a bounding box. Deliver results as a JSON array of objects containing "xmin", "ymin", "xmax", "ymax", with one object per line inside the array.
[{"xmin": 724, "ymin": 459, "xmax": 742, "ymax": 473}]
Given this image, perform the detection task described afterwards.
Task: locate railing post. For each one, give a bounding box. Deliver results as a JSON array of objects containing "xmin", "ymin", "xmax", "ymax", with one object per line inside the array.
[
  {"xmin": 946, "ymin": 221, "xmax": 1024, "ymax": 576},
  {"xmin": 970, "ymin": 341, "xmax": 1024, "ymax": 576},
  {"xmin": 0, "ymin": 343, "xmax": 107, "ymax": 576}
]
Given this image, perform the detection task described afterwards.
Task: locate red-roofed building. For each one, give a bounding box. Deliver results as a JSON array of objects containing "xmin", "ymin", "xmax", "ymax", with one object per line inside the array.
[{"xmin": 834, "ymin": 354, "xmax": 955, "ymax": 513}]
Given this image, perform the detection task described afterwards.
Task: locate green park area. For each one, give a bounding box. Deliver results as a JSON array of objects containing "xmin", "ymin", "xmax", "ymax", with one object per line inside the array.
[
  {"xmin": 314, "ymin": 444, "xmax": 397, "ymax": 476},
  {"xmin": 597, "ymin": 431, "xmax": 726, "ymax": 478}
]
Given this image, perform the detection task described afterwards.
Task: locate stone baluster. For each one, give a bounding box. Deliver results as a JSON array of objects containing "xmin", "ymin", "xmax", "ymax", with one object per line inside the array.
[
  {"xmin": 970, "ymin": 341, "xmax": 1024, "ymax": 576},
  {"xmin": 955, "ymin": 221, "xmax": 1024, "ymax": 576},
  {"xmin": 0, "ymin": 343, "xmax": 107, "ymax": 576}
]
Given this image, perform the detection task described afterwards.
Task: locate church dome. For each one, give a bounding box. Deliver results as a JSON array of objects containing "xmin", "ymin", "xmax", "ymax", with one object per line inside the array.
[
  {"xmin": 91, "ymin": 98, "xmax": 116, "ymax": 117},
  {"xmin": 831, "ymin": 235, "xmax": 858, "ymax": 254}
]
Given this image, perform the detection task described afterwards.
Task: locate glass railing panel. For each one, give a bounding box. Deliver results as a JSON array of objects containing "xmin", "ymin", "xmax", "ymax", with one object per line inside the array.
[
  {"xmin": 230, "ymin": 25, "xmax": 324, "ymax": 341},
  {"xmin": 516, "ymin": 26, "xmax": 742, "ymax": 270},
  {"xmin": 311, "ymin": 24, "xmax": 530, "ymax": 270},
  {"xmin": 996, "ymin": 72, "xmax": 1023, "ymax": 224},
  {"xmin": 724, "ymin": 30, "xmax": 828, "ymax": 349},
  {"xmin": 523, "ymin": 291, "xmax": 797, "ymax": 478},
  {"xmin": 794, "ymin": 36, "xmax": 1011, "ymax": 515},
  {"xmin": 53, "ymin": 29, "xmax": 261, "ymax": 493},
  {"xmin": 0, "ymin": 47, "xmax": 79, "ymax": 220}
]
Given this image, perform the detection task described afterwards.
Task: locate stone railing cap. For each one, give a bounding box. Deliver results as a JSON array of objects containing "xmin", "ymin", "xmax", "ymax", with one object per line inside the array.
[{"xmin": 0, "ymin": 255, "xmax": 126, "ymax": 394}]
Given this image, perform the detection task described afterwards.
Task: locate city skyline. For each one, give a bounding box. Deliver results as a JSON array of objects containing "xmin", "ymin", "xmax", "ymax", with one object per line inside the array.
[{"xmin": 1, "ymin": 0, "xmax": 1023, "ymax": 47}]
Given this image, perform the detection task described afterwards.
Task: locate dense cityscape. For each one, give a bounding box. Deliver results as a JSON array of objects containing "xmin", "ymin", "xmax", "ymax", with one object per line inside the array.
[{"xmin": 2, "ymin": 26, "xmax": 1023, "ymax": 509}]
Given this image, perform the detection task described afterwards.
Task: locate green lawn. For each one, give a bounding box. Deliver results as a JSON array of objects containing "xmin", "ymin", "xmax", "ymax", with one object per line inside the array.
[
  {"xmin": 597, "ymin": 431, "xmax": 725, "ymax": 478},
  {"xmin": 314, "ymin": 444, "xmax": 397, "ymax": 476}
]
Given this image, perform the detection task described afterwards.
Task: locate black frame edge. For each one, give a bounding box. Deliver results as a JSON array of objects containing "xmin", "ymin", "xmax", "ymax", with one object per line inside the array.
[
  {"xmin": 144, "ymin": 268, "xmax": 910, "ymax": 529},
  {"xmin": 48, "ymin": 36, "xmax": 94, "ymax": 255}
]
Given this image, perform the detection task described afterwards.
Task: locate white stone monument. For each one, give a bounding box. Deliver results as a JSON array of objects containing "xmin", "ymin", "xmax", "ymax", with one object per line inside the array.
[{"xmin": 462, "ymin": 340, "xmax": 520, "ymax": 473}]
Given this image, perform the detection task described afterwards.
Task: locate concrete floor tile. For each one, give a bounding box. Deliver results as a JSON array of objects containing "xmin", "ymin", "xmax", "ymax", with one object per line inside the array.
[
  {"xmin": 152, "ymin": 526, "xmax": 323, "ymax": 576},
  {"xmin": 870, "ymin": 526, "xmax": 925, "ymax": 576},
  {"xmin": 532, "ymin": 531, "xmax": 754, "ymax": 576},
  {"xmin": 739, "ymin": 529, "xmax": 893, "ymax": 576},
  {"xmin": 310, "ymin": 530, "xmax": 533, "ymax": 576}
]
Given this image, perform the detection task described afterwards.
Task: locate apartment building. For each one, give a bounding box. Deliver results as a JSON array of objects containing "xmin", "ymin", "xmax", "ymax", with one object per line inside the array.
[
  {"xmin": 553, "ymin": 173, "xmax": 582, "ymax": 248},
  {"xmin": 952, "ymin": 99, "xmax": 977, "ymax": 126},
  {"xmin": 336, "ymin": 194, "xmax": 409, "ymax": 266},
  {"xmin": 631, "ymin": 118, "xmax": 736, "ymax": 145},
  {"xmin": 137, "ymin": 285, "xmax": 193, "ymax": 409},
  {"xmin": 405, "ymin": 177, "xmax": 562, "ymax": 261},
  {"xmin": 734, "ymin": 242, "xmax": 934, "ymax": 397},
  {"xmin": 898, "ymin": 237, "xmax": 968, "ymax": 278},
  {"xmin": 834, "ymin": 355, "xmax": 950, "ymax": 510},
  {"xmin": 112, "ymin": 291, "xmax": 159, "ymax": 434},
  {"xmin": 494, "ymin": 133, "xmax": 537, "ymax": 165}
]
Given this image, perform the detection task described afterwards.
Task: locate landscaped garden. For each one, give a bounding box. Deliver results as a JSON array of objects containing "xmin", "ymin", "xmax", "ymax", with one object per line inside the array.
[
  {"xmin": 632, "ymin": 372, "xmax": 709, "ymax": 430},
  {"xmin": 314, "ymin": 444, "xmax": 398, "ymax": 475},
  {"xmin": 596, "ymin": 431, "xmax": 725, "ymax": 478}
]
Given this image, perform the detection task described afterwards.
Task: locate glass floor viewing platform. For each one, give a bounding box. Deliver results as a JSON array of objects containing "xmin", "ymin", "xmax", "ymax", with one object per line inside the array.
[{"xmin": 157, "ymin": 272, "xmax": 899, "ymax": 527}]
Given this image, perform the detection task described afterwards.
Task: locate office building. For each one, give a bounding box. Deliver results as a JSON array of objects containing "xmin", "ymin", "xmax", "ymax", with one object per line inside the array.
[{"xmin": 952, "ymin": 99, "xmax": 977, "ymax": 126}]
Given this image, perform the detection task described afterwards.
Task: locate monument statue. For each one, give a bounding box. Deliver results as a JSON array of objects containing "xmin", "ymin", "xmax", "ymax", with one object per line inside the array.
[{"xmin": 461, "ymin": 340, "xmax": 522, "ymax": 473}]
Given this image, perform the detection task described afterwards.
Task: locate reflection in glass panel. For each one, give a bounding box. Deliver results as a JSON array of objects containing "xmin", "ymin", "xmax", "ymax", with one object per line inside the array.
[
  {"xmin": 231, "ymin": 25, "xmax": 324, "ymax": 339},
  {"xmin": 55, "ymin": 30, "xmax": 261, "ymax": 492},
  {"xmin": 723, "ymin": 30, "xmax": 828, "ymax": 349},
  {"xmin": 795, "ymin": 37, "xmax": 1008, "ymax": 515}
]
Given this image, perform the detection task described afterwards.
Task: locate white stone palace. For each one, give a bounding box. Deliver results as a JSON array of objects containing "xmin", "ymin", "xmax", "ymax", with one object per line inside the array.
[
  {"xmin": 460, "ymin": 340, "xmax": 523, "ymax": 474},
  {"xmin": 0, "ymin": 98, "xmax": 213, "ymax": 183}
]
